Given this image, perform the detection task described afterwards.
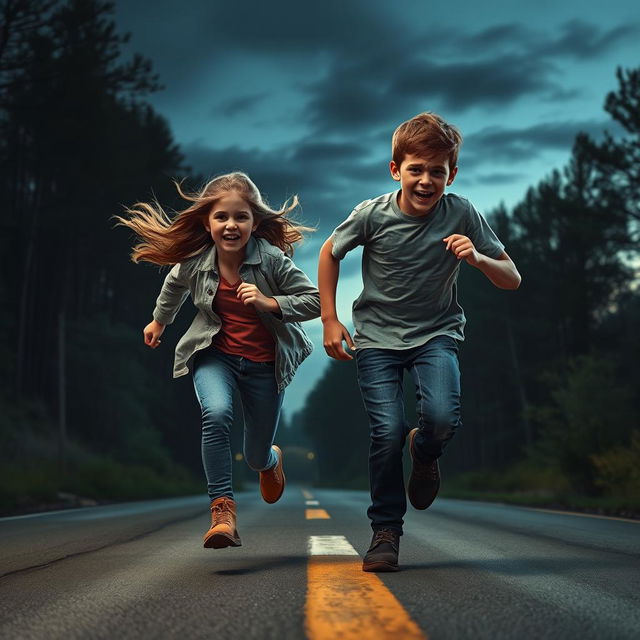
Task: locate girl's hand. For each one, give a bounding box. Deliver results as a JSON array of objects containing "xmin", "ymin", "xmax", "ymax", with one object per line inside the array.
[
  {"xmin": 236, "ymin": 282, "xmax": 280, "ymax": 314},
  {"xmin": 323, "ymin": 319, "xmax": 356, "ymax": 361},
  {"xmin": 443, "ymin": 234, "xmax": 481, "ymax": 267},
  {"xmin": 143, "ymin": 320, "xmax": 165, "ymax": 348}
]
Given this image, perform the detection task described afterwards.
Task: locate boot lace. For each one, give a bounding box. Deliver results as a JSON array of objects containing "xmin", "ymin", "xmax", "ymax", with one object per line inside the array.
[
  {"xmin": 373, "ymin": 529, "xmax": 398, "ymax": 547},
  {"xmin": 212, "ymin": 499, "xmax": 234, "ymax": 526}
]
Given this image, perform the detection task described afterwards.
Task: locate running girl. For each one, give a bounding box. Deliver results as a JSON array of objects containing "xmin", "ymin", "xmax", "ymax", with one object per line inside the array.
[{"xmin": 116, "ymin": 172, "xmax": 319, "ymax": 549}]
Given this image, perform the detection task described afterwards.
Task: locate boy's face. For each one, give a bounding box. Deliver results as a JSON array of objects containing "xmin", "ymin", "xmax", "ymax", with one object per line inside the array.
[{"xmin": 390, "ymin": 152, "xmax": 457, "ymax": 216}]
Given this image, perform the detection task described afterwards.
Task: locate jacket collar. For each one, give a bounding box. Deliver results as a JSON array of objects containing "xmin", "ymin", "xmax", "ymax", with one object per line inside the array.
[{"xmin": 196, "ymin": 236, "xmax": 262, "ymax": 272}]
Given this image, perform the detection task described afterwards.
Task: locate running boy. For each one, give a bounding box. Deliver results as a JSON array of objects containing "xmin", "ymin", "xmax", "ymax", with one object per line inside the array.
[{"xmin": 318, "ymin": 112, "xmax": 521, "ymax": 572}]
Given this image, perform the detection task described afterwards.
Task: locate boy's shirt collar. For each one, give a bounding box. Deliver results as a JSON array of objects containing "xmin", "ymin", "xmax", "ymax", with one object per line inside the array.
[{"xmin": 392, "ymin": 189, "xmax": 445, "ymax": 221}]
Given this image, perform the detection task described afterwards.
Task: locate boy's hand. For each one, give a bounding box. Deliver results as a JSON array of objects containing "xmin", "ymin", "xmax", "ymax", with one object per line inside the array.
[
  {"xmin": 236, "ymin": 282, "xmax": 280, "ymax": 314},
  {"xmin": 443, "ymin": 234, "xmax": 480, "ymax": 267},
  {"xmin": 143, "ymin": 320, "xmax": 165, "ymax": 349},
  {"xmin": 323, "ymin": 319, "xmax": 356, "ymax": 360}
]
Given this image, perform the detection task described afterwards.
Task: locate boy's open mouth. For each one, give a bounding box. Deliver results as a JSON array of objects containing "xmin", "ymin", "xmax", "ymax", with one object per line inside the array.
[{"xmin": 414, "ymin": 190, "xmax": 435, "ymax": 201}]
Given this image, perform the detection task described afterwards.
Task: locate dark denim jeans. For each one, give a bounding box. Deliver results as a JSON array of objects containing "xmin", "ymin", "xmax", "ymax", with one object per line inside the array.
[
  {"xmin": 192, "ymin": 348, "xmax": 284, "ymax": 501},
  {"xmin": 355, "ymin": 336, "xmax": 462, "ymax": 534}
]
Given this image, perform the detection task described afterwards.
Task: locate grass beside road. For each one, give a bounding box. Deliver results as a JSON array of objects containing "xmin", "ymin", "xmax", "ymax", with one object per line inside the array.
[
  {"xmin": 443, "ymin": 467, "xmax": 640, "ymax": 520},
  {"xmin": 0, "ymin": 455, "xmax": 204, "ymax": 517}
]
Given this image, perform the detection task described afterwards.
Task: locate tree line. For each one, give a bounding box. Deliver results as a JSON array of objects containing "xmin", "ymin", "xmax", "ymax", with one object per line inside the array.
[
  {"xmin": 1, "ymin": 0, "xmax": 637, "ymax": 511},
  {"xmin": 0, "ymin": 0, "xmax": 207, "ymax": 511}
]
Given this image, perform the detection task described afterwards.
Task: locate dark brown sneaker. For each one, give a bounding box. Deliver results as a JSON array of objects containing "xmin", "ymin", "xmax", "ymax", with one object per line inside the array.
[
  {"xmin": 203, "ymin": 496, "xmax": 242, "ymax": 548},
  {"xmin": 362, "ymin": 529, "xmax": 400, "ymax": 572},
  {"xmin": 407, "ymin": 427, "xmax": 441, "ymax": 510},
  {"xmin": 259, "ymin": 445, "xmax": 285, "ymax": 504}
]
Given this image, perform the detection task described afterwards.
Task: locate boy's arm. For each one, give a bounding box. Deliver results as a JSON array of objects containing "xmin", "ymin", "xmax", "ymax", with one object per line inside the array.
[
  {"xmin": 474, "ymin": 251, "xmax": 521, "ymax": 289},
  {"xmin": 444, "ymin": 235, "xmax": 521, "ymax": 289},
  {"xmin": 318, "ymin": 238, "xmax": 355, "ymax": 360}
]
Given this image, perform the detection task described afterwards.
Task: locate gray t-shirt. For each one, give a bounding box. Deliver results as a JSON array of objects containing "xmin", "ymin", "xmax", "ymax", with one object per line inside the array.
[{"xmin": 331, "ymin": 190, "xmax": 505, "ymax": 350}]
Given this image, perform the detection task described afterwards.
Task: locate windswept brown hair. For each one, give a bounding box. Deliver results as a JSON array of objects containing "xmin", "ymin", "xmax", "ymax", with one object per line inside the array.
[
  {"xmin": 114, "ymin": 172, "xmax": 313, "ymax": 265},
  {"xmin": 392, "ymin": 112, "xmax": 463, "ymax": 169}
]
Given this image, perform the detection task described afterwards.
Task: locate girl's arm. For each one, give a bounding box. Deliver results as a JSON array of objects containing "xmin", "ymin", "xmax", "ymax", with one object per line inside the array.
[
  {"xmin": 269, "ymin": 253, "xmax": 321, "ymax": 322},
  {"xmin": 152, "ymin": 263, "xmax": 191, "ymax": 325},
  {"xmin": 143, "ymin": 319, "xmax": 165, "ymax": 349}
]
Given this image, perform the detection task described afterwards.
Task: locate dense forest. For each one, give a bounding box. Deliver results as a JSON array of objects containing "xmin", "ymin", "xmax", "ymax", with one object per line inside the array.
[
  {"xmin": 0, "ymin": 0, "xmax": 204, "ymax": 511},
  {"xmin": 1, "ymin": 0, "xmax": 638, "ymax": 514}
]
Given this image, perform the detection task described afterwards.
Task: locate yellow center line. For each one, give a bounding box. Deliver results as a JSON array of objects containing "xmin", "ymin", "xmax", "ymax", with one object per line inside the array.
[
  {"xmin": 306, "ymin": 509, "xmax": 331, "ymax": 519},
  {"xmin": 306, "ymin": 556, "xmax": 426, "ymax": 639},
  {"xmin": 302, "ymin": 489, "xmax": 314, "ymax": 500}
]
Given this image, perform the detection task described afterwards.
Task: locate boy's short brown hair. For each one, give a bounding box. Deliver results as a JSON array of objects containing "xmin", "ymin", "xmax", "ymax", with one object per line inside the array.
[{"xmin": 392, "ymin": 112, "xmax": 463, "ymax": 169}]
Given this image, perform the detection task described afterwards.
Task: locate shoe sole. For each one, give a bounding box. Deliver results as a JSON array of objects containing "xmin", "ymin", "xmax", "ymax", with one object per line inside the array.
[
  {"xmin": 408, "ymin": 428, "xmax": 440, "ymax": 511},
  {"xmin": 203, "ymin": 531, "xmax": 242, "ymax": 549},
  {"xmin": 260, "ymin": 445, "xmax": 285, "ymax": 504},
  {"xmin": 362, "ymin": 561, "xmax": 400, "ymax": 572}
]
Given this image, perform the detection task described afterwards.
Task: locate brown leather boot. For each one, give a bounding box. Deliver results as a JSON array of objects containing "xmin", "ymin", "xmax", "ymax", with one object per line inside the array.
[
  {"xmin": 407, "ymin": 427, "xmax": 441, "ymax": 510},
  {"xmin": 259, "ymin": 445, "xmax": 285, "ymax": 504},
  {"xmin": 203, "ymin": 496, "xmax": 242, "ymax": 548}
]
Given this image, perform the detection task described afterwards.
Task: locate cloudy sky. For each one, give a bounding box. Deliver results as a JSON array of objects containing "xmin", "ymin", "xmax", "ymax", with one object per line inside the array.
[{"xmin": 113, "ymin": 0, "xmax": 638, "ymax": 415}]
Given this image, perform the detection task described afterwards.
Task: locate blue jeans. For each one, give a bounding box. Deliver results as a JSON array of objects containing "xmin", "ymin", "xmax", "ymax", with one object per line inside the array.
[
  {"xmin": 355, "ymin": 336, "xmax": 462, "ymax": 534},
  {"xmin": 192, "ymin": 348, "xmax": 284, "ymax": 501}
]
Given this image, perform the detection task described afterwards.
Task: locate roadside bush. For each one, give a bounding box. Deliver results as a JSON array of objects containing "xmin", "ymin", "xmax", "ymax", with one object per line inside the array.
[
  {"xmin": 527, "ymin": 355, "xmax": 635, "ymax": 494},
  {"xmin": 591, "ymin": 430, "xmax": 640, "ymax": 500}
]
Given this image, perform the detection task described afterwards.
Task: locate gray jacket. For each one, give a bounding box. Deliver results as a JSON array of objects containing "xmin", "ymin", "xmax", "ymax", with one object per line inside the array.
[{"xmin": 152, "ymin": 236, "xmax": 320, "ymax": 392}]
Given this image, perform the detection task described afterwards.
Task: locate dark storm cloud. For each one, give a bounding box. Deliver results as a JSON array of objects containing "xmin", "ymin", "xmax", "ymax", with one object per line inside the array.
[
  {"xmin": 303, "ymin": 53, "xmax": 557, "ymax": 135},
  {"xmin": 183, "ymin": 139, "xmax": 387, "ymax": 222},
  {"xmin": 301, "ymin": 20, "xmax": 634, "ymax": 135},
  {"xmin": 468, "ymin": 172, "xmax": 526, "ymax": 185},
  {"xmin": 460, "ymin": 23, "xmax": 535, "ymax": 50},
  {"xmin": 115, "ymin": 1, "xmax": 635, "ymax": 143},
  {"xmin": 198, "ymin": 0, "xmax": 394, "ymax": 53},
  {"xmin": 185, "ymin": 139, "xmax": 378, "ymax": 194},
  {"xmin": 457, "ymin": 20, "xmax": 636, "ymax": 59},
  {"xmin": 290, "ymin": 141, "xmax": 367, "ymax": 163},
  {"xmin": 462, "ymin": 119, "xmax": 623, "ymax": 166},
  {"xmin": 390, "ymin": 56, "xmax": 555, "ymax": 110},
  {"xmin": 183, "ymin": 143, "xmax": 310, "ymax": 194},
  {"xmin": 542, "ymin": 20, "xmax": 638, "ymax": 59},
  {"xmin": 212, "ymin": 93, "xmax": 269, "ymax": 118}
]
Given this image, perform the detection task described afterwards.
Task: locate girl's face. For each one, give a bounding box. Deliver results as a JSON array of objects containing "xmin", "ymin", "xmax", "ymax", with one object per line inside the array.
[{"xmin": 204, "ymin": 191, "xmax": 257, "ymax": 255}]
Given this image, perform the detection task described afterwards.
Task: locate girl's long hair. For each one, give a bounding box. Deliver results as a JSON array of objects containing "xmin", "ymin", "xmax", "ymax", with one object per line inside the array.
[{"xmin": 115, "ymin": 172, "xmax": 313, "ymax": 265}]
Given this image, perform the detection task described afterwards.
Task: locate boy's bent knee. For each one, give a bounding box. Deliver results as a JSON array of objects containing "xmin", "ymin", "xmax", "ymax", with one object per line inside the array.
[{"xmin": 370, "ymin": 426, "xmax": 406, "ymax": 454}]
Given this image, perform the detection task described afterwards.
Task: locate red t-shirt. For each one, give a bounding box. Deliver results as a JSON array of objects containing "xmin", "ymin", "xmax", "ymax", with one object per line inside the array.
[{"xmin": 211, "ymin": 276, "xmax": 276, "ymax": 362}]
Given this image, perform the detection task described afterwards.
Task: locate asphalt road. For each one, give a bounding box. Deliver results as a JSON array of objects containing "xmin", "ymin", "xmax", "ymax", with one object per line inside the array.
[{"xmin": 1, "ymin": 487, "xmax": 638, "ymax": 639}]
